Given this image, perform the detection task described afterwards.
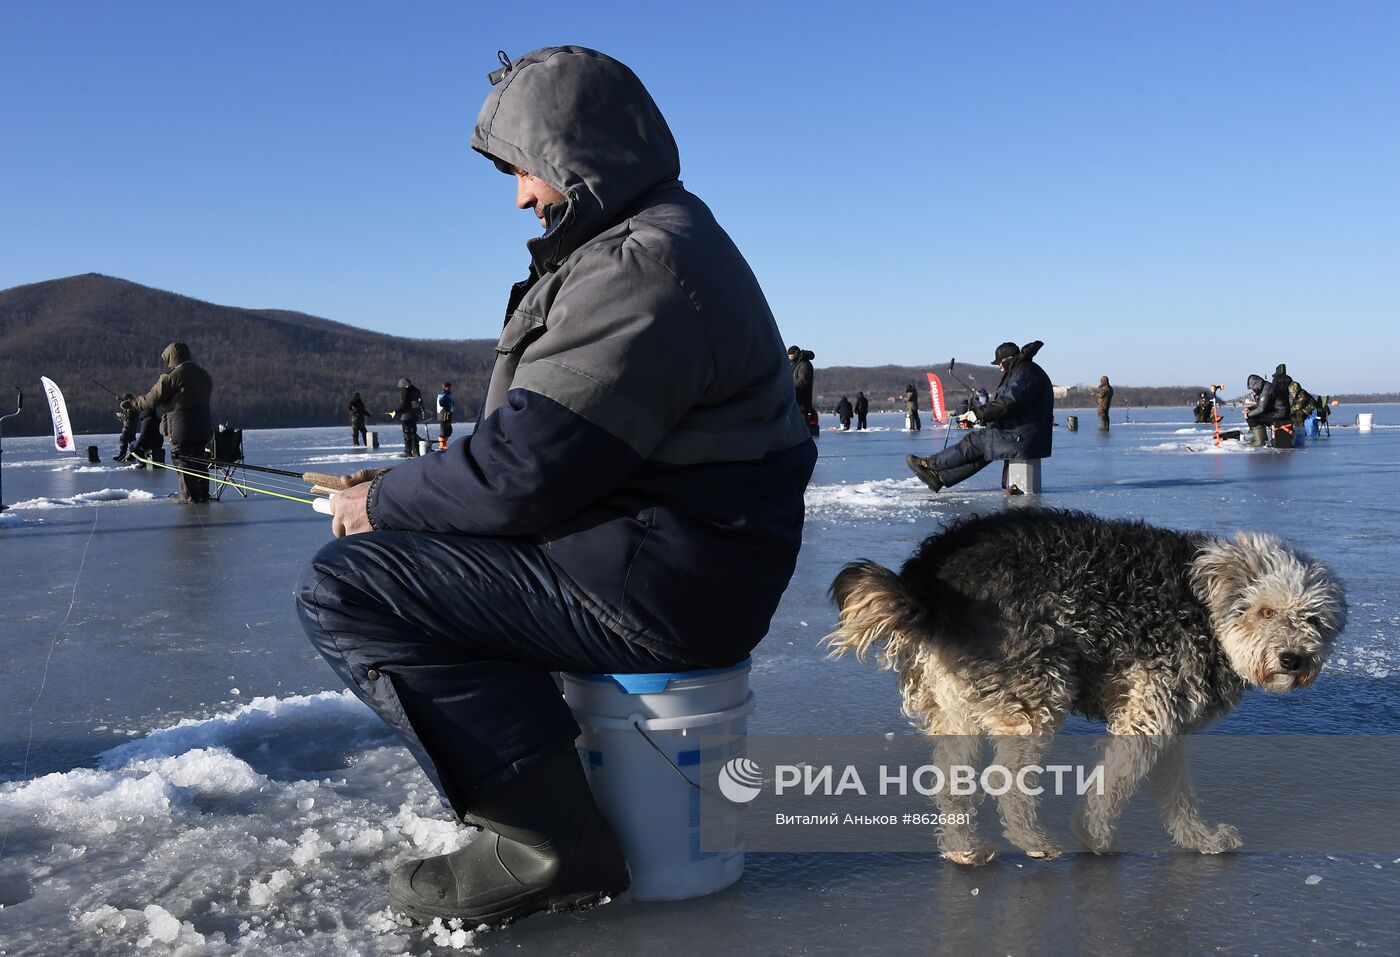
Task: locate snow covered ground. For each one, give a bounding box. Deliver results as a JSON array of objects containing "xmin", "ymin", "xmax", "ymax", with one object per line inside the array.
[{"xmin": 2, "ymin": 408, "xmax": 1399, "ymax": 955}]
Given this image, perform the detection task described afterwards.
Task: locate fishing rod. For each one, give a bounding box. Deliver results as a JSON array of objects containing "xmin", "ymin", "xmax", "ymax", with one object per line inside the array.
[
  {"xmin": 945, "ymin": 358, "xmax": 979, "ymax": 395},
  {"xmin": 183, "ymin": 456, "xmax": 353, "ymax": 490},
  {"xmin": 132, "ymin": 454, "xmax": 342, "ymax": 514},
  {"xmin": 91, "ymin": 378, "xmax": 122, "ymax": 398},
  {"xmin": 941, "ymin": 359, "xmax": 982, "ymax": 448},
  {"xmin": 0, "ymin": 385, "xmax": 21, "ymax": 512}
]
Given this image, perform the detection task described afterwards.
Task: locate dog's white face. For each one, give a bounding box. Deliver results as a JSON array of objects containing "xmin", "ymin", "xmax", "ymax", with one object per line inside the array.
[{"xmin": 1192, "ymin": 532, "xmax": 1346, "ymax": 692}]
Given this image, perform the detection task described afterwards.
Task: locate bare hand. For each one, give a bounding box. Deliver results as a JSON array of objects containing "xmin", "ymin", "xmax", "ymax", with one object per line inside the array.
[{"xmin": 329, "ymin": 468, "xmax": 383, "ymax": 537}]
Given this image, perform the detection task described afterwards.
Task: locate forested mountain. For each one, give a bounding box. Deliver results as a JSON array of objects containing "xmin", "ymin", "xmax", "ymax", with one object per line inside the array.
[
  {"xmin": 0, "ymin": 274, "xmax": 498, "ymax": 435},
  {"xmin": 4, "ymin": 274, "xmax": 1380, "ymax": 437}
]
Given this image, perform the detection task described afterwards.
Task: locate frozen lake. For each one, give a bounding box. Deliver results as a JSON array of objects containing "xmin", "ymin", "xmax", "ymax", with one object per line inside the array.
[{"xmin": 2, "ymin": 406, "xmax": 1398, "ymax": 955}]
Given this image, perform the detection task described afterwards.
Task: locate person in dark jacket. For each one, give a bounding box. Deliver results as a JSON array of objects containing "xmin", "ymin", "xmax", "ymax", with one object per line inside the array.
[
  {"xmin": 436, "ymin": 383, "xmax": 455, "ymax": 450},
  {"xmin": 1242, "ymin": 374, "xmax": 1268, "ymax": 445},
  {"xmin": 1287, "ymin": 378, "xmax": 1315, "ymax": 429},
  {"xmin": 906, "ymin": 340, "xmax": 1053, "ymax": 492},
  {"xmin": 296, "ymin": 47, "xmax": 815, "ymax": 927},
  {"xmin": 903, "ymin": 383, "xmax": 922, "ymax": 431},
  {"xmin": 127, "ymin": 342, "xmax": 213, "ymax": 501},
  {"xmin": 130, "ymin": 407, "xmax": 164, "ymax": 467},
  {"xmin": 788, "ymin": 346, "xmax": 817, "ymax": 435},
  {"xmin": 1095, "ymin": 375, "xmax": 1114, "ymax": 431},
  {"xmin": 392, "ymin": 378, "xmax": 426, "ymax": 457},
  {"xmin": 1193, "ymin": 392, "xmax": 1212, "ymax": 423},
  {"xmin": 349, "ymin": 392, "xmax": 369, "ymax": 446},
  {"xmin": 835, "ymin": 395, "xmax": 853, "ymax": 431},
  {"xmin": 113, "ymin": 394, "xmax": 139, "ymax": 461},
  {"xmin": 1247, "ymin": 364, "xmax": 1294, "ymax": 446},
  {"xmin": 854, "ymin": 391, "xmax": 869, "ymax": 430}
]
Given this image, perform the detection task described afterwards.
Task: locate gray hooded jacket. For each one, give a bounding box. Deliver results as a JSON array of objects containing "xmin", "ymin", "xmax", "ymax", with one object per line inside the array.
[{"xmin": 371, "ymin": 47, "xmax": 816, "ymax": 664}]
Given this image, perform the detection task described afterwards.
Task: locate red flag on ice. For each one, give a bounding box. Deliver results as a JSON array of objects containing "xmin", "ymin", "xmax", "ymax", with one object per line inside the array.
[{"xmin": 926, "ymin": 372, "xmax": 947, "ymax": 424}]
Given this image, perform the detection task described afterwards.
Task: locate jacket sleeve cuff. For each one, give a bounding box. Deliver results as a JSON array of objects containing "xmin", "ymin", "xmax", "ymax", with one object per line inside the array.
[{"xmin": 366, "ymin": 471, "xmax": 390, "ymax": 531}]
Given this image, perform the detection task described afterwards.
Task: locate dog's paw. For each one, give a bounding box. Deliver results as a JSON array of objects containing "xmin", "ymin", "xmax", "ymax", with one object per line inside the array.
[
  {"xmin": 1072, "ymin": 811, "xmax": 1116, "ymax": 854},
  {"xmin": 943, "ymin": 848, "xmax": 997, "ymax": 866},
  {"xmin": 1196, "ymin": 823, "xmax": 1243, "ymax": 854}
]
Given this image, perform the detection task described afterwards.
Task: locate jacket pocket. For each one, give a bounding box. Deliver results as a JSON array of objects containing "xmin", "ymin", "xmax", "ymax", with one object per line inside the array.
[{"xmin": 496, "ymin": 311, "xmax": 545, "ymax": 357}]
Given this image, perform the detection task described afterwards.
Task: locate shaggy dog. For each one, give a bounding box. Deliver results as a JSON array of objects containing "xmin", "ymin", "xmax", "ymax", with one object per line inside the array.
[{"xmin": 826, "ymin": 508, "xmax": 1345, "ymax": 864}]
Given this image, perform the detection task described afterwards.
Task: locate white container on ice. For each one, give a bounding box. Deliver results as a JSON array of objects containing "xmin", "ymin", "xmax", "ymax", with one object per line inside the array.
[
  {"xmin": 561, "ymin": 660, "xmax": 754, "ymax": 901},
  {"xmin": 1357, "ymin": 412, "xmax": 1374, "ymax": 431}
]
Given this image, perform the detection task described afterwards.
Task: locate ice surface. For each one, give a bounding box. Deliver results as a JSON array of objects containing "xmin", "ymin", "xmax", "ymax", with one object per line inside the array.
[
  {"xmin": 299, "ymin": 452, "xmax": 408, "ymax": 466},
  {"xmin": 2, "ymin": 409, "xmax": 1398, "ymax": 955}
]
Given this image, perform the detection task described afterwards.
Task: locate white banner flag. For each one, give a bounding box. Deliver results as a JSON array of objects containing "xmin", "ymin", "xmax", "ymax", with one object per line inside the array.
[{"xmin": 40, "ymin": 376, "xmax": 77, "ymax": 453}]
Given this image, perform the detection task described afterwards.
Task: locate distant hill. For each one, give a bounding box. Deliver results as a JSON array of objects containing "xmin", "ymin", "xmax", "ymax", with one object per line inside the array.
[
  {"xmin": 0, "ymin": 274, "xmax": 498, "ymax": 436},
  {"xmin": 10, "ymin": 274, "xmax": 1368, "ymax": 439}
]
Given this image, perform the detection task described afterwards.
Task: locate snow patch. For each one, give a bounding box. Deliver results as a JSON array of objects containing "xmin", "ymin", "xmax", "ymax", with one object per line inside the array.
[
  {"xmin": 805, "ymin": 478, "xmax": 948, "ymax": 520},
  {"xmin": 7, "ymin": 488, "xmax": 157, "ymax": 509},
  {"xmin": 0, "ymin": 690, "xmax": 481, "ymax": 955}
]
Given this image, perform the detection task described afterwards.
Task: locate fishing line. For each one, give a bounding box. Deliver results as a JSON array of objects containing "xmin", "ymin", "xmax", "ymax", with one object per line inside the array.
[
  {"xmin": 184, "ymin": 479, "xmax": 283, "ymax": 698},
  {"xmin": 133, "ymin": 455, "xmax": 317, "ymax": 505},
  {"xmin": 0, "ymin": 500, "xmax": 101, "ymax": 862}
]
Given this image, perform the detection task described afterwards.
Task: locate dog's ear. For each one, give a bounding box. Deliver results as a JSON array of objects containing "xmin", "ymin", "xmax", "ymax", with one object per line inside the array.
[
  {"xmin": 1192, "ymin": 530, "xmax": 1329, "ymax": 620},
  {"xmin": 825, "ymin": 561, "xmax": 925, "ymax": 668},
  {"xmin": 1190, "ymin": 532, "xmax": 1266, "ymax": 620}
]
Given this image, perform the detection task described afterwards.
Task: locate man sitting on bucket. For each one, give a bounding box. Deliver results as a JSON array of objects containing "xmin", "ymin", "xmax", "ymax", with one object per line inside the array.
[
  {"xmin": 906, "ymin": 340, "xmax": 1052, "ymax": 492},
  {"xmin": 295, "ymin": 46, "xmax": 816, "ymax": 926}
]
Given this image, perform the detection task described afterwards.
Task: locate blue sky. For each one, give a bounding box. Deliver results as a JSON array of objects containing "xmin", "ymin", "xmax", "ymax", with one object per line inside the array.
[{"xmin": 3, "ymin": 1, "xmax": 1396, "ymax": 392}]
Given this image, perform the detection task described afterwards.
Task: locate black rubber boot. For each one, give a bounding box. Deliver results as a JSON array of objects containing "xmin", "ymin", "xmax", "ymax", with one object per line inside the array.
[
  {"xmin": 905, "ymin": 454, "xmax": 944, "ymax": 493},
  {"xmin": 389, "ymin": 748, "xmax": 629, "ymax": 926}
]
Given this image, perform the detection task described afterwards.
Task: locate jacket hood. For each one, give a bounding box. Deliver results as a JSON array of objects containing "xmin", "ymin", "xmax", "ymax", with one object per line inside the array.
[
  {"xmin": 1248, "ymin": 374, "xmax": 1265, "ymax": 390},
  {"xmin": 472, "ymin": 47, "xmax": 681, "ymax": 271},
  {"xmin": 161, "ymin": 342, "xmax": 190, "ymax": 369},
  {"xmin": 1099, "ymin": 376, "xmax": 1110, "ymax": 386}
]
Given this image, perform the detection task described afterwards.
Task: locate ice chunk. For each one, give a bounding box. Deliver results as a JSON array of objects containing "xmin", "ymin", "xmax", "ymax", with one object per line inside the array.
[{"xmin": 143, "ymin": 904, "xmax": 183, "ymax": 942}]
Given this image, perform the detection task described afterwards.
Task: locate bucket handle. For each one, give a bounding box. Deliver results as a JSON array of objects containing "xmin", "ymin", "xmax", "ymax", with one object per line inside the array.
[
  {"xmin": 627, "ymin": 717, "xmax": 749, "ymax": 806},
  {"xmin": 579, "ymin": 693, "xmax": 755, "ymax": 805},
  {"xmin": 575, "ymin": 694, "xmax": 755, "ymax": 733}
]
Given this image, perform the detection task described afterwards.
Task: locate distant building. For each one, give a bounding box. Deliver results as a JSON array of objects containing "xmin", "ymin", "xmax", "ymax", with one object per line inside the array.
[{"xmin": 1052, "ymin": 385, "xmax": 1071, "ymax": 399}]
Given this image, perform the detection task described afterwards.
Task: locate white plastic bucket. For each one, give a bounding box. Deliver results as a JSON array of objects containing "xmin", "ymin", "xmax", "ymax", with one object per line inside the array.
[
  {"xmin": 1357, "ymin": 413, "xmax": 1374, "ymax": 431},
  {"xmin": 561, "ymin": 661, "xmax": 754, "ymax": 902},
  {"xmin": 418, "ymin": 438, "xmax": 430, "ymax": 455}
]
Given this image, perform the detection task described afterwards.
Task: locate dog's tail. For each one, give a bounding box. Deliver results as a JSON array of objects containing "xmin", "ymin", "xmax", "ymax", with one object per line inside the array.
[{"xmin": 825, "ymin": 560, "xmax": 927, "ymax": 670}]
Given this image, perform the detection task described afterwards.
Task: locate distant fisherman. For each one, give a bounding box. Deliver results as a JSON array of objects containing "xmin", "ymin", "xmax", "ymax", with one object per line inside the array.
[
  {"xmin": 854, "ymin": 391, "xmax": 869, "ymax": 430},
  {"xmin": 835, "ymin": 395, "xmax": 853, "ymax": 431},
  {"xmin": 348, "ymin": 392, "xmax": 369, "ymax": 447},
  {"xmin": 392, "ymin": 378, "xmax": 427, "ymax": 457},
  {"xmin": 789, "ymin": 345, "xmax": 817, "ymax": 435},
  {"xmin": 113, "ymin": 394, "xmax": 138, "ymax": 461},
  {"xmin": 126, "ymin": 342, "xmax": 213, "ymax": 501},
  {"xmin": 906, "ymin": 340, "xmax": 1052, "ymax": 492},
  {"xmin": 131, "ymin": 407, "xmax": 164, "ymax": 466},
  {"xmin": 1095, "ymin": 375, "xmax": 1114, "ymax": 431},
  {"xmin": 436, "ymin": 382, "xmax": 455, "ymax": 450}
]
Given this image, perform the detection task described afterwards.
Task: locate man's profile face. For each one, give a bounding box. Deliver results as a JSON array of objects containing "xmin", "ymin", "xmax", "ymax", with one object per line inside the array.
[{"xmin": 513, "ymin": 168, "xmax": 567, "ymax": 230}]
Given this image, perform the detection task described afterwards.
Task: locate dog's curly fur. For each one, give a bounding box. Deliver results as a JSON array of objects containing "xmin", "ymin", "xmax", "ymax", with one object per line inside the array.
[{"xmin": 826, "ymin": 508, "xmax": 1345, "ymax": 864}]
